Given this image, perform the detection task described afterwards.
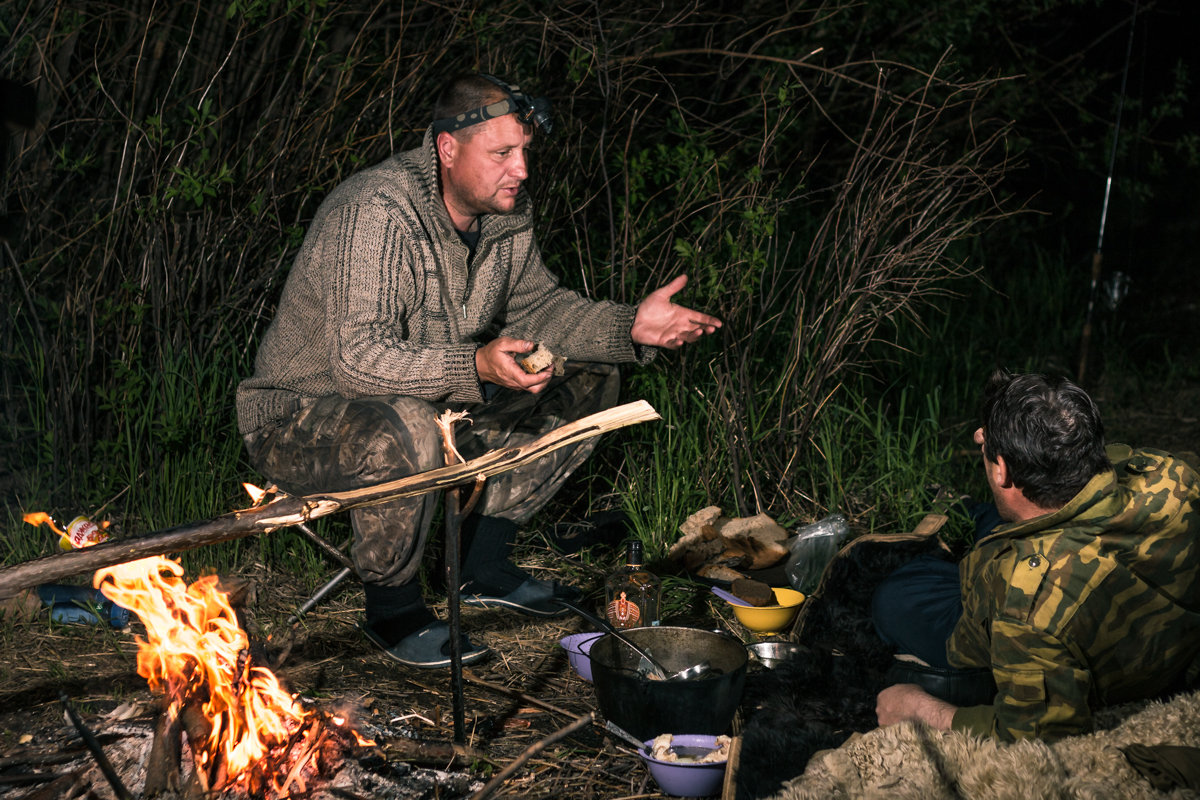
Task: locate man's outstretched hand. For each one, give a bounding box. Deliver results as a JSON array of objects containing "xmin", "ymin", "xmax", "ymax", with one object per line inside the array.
[
  {"xmin": 631, "ymin": 274, "xmax": 722, "ymax": 349},
  {"xmin": 476, "ymin": 337, "xmax": 553, "ymax": 394}
]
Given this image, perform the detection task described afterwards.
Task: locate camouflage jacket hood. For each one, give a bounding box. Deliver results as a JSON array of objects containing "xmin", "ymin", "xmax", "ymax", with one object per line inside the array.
[{"xmin": 948, "ymin": 444, "xmax": 1200, "ymax": 741}]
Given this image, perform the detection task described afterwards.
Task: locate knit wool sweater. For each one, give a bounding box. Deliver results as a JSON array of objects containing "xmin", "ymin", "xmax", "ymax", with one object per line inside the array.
[{"xmin": 237, "ymin": 129, "xmax": 646, "ymax": 437}]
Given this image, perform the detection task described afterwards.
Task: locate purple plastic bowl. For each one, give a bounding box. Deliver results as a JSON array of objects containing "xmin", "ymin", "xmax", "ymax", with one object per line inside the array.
[
  {"xmin": 639, "ymin": 734, "xmax": 727, "ymax": 797},
  {"xmin": 560, "ymin": 632, "xmax": 604, "ymax": 682}
]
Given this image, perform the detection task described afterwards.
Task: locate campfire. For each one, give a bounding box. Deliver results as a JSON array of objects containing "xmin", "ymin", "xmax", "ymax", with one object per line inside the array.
[{"xmin": 93, "ymin": 555, "xmax": 371, "ymax": 798}]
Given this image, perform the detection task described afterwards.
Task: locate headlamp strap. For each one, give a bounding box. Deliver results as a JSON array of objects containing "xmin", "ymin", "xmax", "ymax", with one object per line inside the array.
[{"xmin": 432, "ymin": 74, "xmax": 552, "ymax": 135}]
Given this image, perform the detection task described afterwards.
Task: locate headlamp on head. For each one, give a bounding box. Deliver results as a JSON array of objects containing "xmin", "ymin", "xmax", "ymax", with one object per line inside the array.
[{"xmin": 433, "ymin": 74, "xmax": 554, "ymax": 137}]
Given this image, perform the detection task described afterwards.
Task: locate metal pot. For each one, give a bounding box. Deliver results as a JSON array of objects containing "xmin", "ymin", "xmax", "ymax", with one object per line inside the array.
[{"xmin": 590, "ymin": 626, "xmax": 747, "ymax": 741}]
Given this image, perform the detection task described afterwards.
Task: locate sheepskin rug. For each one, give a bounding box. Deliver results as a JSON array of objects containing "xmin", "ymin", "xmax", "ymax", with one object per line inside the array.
[{"xmin": 768, "ymin": 689, "xmax": 1200, "ymax": 800}]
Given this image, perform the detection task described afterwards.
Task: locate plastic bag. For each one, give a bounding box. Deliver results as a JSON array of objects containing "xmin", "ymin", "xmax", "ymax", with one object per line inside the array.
[{"xmin": 784, "ymin": 513, "xmax": 850, "ymax": 594}]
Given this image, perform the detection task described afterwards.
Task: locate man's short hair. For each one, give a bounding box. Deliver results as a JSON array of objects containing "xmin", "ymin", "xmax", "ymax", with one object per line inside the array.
[
  {"xmin": 433, "ymin": 74, "xmax": 508, "ymax": 138},
  {"xmin": 979, "ymin": 369, "xmax": 1111, "ymax": 508}
]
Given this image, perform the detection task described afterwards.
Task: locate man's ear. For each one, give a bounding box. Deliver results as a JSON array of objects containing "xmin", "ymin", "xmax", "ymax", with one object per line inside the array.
[
  {"xmin": 436, "ymin": 131, "xmax": 457, "ymax": 167},
  {"xmin": 993, "ymin": 454, "xmax": 1014, "ymax": 489}
]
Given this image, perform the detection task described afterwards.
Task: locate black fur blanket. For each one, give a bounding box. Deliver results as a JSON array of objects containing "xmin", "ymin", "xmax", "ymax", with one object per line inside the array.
[{"xmin": 735, "ymin": 525, "xmax": 953, "ymax": 799}]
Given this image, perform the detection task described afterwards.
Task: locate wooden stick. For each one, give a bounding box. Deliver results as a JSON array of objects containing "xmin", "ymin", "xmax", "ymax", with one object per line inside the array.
[
  {"xmin": 377, "ymin": 736, "xmax": 485, "ymax": 766},
  {"xmin": 144, "ymin": 702, "xmax": 182, "ymax": 796},
  {"xmin": 463, "ymin": 670, "xmax": 579, "ymax": 720},
  {"xmin": 720, "ymin": 735, "xmax": 742, "ymax": 800},
  {"xmin": 59, "ymin": 694, "xmax": 134, "ymax": 800},
  {"xmin": 468, "ymin": 711, "xmax": 596, "ymax": 800},
  {"xmin": 0, "ymin": 400, "xmax": 659, "ymax": 597},
  {"xmin": 438, "ymin": 410, "xmax": 471, "ymax": 746}
]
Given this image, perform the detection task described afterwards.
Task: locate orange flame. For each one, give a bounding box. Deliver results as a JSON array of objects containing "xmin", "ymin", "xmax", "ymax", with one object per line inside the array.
[
  {"xmin": 94, "ymin": 556, "xmax": 309, "ymax": 783},
  {"xmin": 23, "ymin": 511, "xmax": 64, "ymax": 536}
]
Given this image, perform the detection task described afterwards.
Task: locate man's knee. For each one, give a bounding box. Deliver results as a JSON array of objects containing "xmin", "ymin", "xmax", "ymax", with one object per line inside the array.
[
  {"xmin": 553, "ymin": 361, "xmax": 621, "ymax": 418},
  {"xmin": 346, "ymin": 396, "xmax": 442, "ymax": 483}
]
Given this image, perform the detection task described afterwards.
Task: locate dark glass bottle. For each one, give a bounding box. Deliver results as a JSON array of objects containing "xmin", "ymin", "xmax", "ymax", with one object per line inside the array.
[{"xmin": 604, "ymin": 539, "xmax": 662, "ymax": 628}]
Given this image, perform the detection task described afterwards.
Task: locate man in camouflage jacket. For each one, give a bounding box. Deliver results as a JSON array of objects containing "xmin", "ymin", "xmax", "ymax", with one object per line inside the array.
[
  {"xmin": 874, "ymin": 370, "xmax": 1200, "ymax": 741},
  {"xmin": 236, "ymin": 73, "xmax": 720, "ymax": 668}
]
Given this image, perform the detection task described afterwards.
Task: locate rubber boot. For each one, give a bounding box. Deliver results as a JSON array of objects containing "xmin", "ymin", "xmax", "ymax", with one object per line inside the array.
[{"xmin": 363, "ymin": 582, "xmax": 434, "ymax": 648}]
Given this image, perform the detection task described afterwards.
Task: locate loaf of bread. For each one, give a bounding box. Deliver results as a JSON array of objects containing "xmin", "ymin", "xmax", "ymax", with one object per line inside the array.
[{"xmin": 670, "ymin": 508, "xmax": 792, "ymax": 581}]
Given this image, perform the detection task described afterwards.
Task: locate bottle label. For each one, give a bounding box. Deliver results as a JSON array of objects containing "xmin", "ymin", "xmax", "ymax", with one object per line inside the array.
[
  {"xmin": 606, "ymin": 592, "xmax": 642, "ymax": 627},
  {"xmin": 61, "ymin": 516, "xmax": 107, "ymax": 550}
]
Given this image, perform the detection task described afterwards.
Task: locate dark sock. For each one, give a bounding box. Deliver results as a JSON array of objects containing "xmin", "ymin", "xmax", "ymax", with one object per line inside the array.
[
  {"xmin": 363, "ymin": 582, "xmax": 434, "ymax": 646},
  {"xmin": 462, "ymin": 515, "xmax": 529, "ymax": 594}
]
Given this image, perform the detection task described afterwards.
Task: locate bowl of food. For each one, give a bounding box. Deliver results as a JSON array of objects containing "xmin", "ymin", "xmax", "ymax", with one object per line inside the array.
[
  {"xmin": 746, "ymin": 640, "xmax": 803, "ymax": 669},
  {"xmin": 560, "ymin": 632, "xmax": 604, "ymax": 682},
  {"xmin": 729, "ymin": 587, "xmax": 805, "ymax": 635},
  {"xmin": 639, "ymin": 733, "xmax": 730, "ymax": 798}
]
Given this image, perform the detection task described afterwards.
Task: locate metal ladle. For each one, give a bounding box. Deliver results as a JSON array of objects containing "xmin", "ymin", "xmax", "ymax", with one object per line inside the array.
[{"xmin": 557, "ymin": 599, "xmax": 713, "ymax": 681}]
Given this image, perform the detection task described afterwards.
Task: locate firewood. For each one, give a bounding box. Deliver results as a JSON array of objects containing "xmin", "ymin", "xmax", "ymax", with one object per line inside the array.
[
  {"xmin": 0, "ymin": 400, "xmax": 660, "ymax": 598},
  {"xmin": 378, "ymin": 736, "xmax": 483, "ymax": 766},
  {"xmin": 181, "ymin": 702, "xmax": 215, "ymax": 795},
  {"xmin": 144, "ymin": 704, "xmax": 182, "ymax": 796}
]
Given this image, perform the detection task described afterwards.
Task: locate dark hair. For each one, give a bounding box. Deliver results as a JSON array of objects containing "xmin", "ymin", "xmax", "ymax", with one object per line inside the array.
[
  {"xmin": 432, "ymin": 74, "xmax": 507, "ymax": 136},
  {"xmin": 979, "ymin": 369, "xmax": 1110, "ymax": 508}
]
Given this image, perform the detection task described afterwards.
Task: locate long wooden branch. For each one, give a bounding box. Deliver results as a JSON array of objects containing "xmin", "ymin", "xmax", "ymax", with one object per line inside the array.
[{"xmin": 0, "ymin": 400, "xmax": 659, "ymax": 598}]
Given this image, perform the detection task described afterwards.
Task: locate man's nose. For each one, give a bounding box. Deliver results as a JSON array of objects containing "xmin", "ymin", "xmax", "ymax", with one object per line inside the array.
[{"xmin": 509, "ymin": 151, "xmax": 528, "ymax": 180}]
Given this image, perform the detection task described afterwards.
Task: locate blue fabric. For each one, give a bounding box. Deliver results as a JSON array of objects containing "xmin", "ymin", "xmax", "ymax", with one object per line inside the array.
[
  {"xmin": 871, "ymin": 554, "xmax": 963, "ymax": 668},
  {"xmin": 870, "ymin": 502, "xmax": 1003, "ymax": 668},
  {"xmin": 36, "ymin": 583, "xmax": 130, "ymax": 628}
]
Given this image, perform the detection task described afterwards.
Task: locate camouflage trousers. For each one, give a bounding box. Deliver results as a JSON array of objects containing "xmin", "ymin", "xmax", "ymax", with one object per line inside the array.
[{"xmin": 243, "ymin": 363, "xmax": 620, "ymax": 587}]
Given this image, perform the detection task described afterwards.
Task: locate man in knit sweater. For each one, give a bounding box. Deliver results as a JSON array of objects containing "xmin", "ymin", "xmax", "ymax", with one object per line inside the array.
[{"xmin": 236, "ymin": 73, "xmax": 721, "ymax": 668}]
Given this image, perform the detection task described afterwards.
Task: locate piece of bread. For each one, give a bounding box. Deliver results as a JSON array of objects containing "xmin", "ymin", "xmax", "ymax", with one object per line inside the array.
[
  {"xmin": 669, "ymin": 508, "xmax": 725, "ymax": 567},
  {"xmin": 697, "ymin": 563, "xmax": 745, "ymax": 583},
  {"xmin": 671, "ymin": 508, "xmax": 792, "ymax": 573},
  {"xmin": 730, "ymin": 578, "xmax": 775, "ymax": 607},
  {"xmin": 717, "ymin": 513, "xmax": 789, "ymax": 569},
  {"xmin": 518, "ymin": 342, "xmax": 566, "ymax": 376},
  {"xmin": 721, "ymin": 532, "xmax": 787, "ymax": 569}
]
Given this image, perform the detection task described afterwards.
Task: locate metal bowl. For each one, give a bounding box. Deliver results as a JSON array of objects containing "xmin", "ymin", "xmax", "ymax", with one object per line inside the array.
[{"xmin": 746, "ymin": 640, "xmax": 803, "ymax": 669}]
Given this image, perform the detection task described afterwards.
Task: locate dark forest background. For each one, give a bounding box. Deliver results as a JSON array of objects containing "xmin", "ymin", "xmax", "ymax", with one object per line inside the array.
[{"xmin": 2, "ymin": 0, "xmax": 1197, "ymax": 567}]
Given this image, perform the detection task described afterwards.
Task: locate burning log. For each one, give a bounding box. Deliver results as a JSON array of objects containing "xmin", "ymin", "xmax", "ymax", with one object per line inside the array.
[
  {"xmin": 144, "ymin": 702, "xmax": 182, "ymax": 796},
  {"xmin": 0, "ymin": 400, "xmax": 660, "ymax": 598}
]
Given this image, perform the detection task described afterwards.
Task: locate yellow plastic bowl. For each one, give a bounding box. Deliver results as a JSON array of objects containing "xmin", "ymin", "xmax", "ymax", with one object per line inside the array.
[{"xmin": 730, "ymin": 587, "xmax": 805, "ymax": 635}]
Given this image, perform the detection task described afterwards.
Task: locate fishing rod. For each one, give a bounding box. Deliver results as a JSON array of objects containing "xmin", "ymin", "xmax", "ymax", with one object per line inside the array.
[{"xmin": 1077, "ymin": 0, "xmax": 1140, "ymax": 385}]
